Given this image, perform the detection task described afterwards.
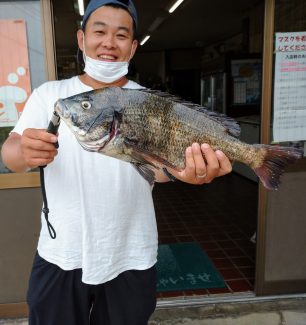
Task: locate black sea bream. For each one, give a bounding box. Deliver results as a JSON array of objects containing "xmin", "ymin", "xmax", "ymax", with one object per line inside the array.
[{"xmin": 54, "ymin": 87, "xmax": 303, "ymax": 190}]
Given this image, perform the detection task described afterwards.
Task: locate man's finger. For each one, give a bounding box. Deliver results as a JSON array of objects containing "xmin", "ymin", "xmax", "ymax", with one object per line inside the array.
[
  {"xmin": 23, "ymin": 128, "xmax": 58, "ymax": 144},
  {"xmin": 200, "ymin": 144, "xmax": 219, "ymax": 181},
  {"xmin": 216, "ymin": 150, "xmax": 232, "ymax": 176},
  {"xmin": 192, "ymin": 143, "xmax": 207, "ymax": 179},
  {"xmin": 183, "ymin": 146, "xmax": 196, "ymax": 177}
]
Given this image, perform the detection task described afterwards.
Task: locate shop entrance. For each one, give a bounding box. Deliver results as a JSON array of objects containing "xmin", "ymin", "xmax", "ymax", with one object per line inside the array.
[
  {"xmin": 133, "ymin": 0, "xmax": 264, "ymax": 299},
  {"xmin": 153, "ymin": 174, "xmax": 258, "ymax": 298}
]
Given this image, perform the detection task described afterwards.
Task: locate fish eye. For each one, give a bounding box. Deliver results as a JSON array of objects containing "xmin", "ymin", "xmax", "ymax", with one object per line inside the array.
[{"xmin": 81, "ymin": 101, "xmax": 91, "ymax": 110}]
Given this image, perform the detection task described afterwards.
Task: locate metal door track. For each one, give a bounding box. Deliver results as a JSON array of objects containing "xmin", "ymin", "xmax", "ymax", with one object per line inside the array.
[{"xmin": 156, "ymin": 292, "xmax": 306, "ymax": 309}]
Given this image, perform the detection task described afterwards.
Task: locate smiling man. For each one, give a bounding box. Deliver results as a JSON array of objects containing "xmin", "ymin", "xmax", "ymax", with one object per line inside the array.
[
  {"xmin": 1, "ymin": 0, "xmax": 232, "ymax": 324},
  {"xmin": 77, "ymin": 1, "xmax": 138, "ymax": 89}
]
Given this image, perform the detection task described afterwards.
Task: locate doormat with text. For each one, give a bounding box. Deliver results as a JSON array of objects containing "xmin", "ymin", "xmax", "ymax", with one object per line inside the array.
[{"xmin": 156, "ymin": 242, "xmax": 226, "ymax": 292}]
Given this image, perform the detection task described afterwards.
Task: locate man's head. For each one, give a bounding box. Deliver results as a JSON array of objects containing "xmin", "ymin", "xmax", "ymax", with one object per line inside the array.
[{"xmin": 77, "ymin": 0, "xmax": 138, "ymax": 85}]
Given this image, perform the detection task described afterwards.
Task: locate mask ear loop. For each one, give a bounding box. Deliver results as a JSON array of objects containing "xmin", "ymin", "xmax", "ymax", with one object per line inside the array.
[
  {"xmin": 82, "ymin": 31, "xmax": 87, "ymax": 63},
  {"xmin": 127, "ymin": 50, "xmax": 133, "ymax": 63}
]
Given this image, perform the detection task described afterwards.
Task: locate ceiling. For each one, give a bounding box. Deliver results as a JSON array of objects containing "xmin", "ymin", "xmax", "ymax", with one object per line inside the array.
[{"xmin": 53, "ymin": 0, "xmax": 262, "ymax": 55}]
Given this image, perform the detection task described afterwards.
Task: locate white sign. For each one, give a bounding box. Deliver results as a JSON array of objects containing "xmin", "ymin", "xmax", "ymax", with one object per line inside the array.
[{"xmin": 273, "ymin": 32, "xmax": 306, "ymax": 142}]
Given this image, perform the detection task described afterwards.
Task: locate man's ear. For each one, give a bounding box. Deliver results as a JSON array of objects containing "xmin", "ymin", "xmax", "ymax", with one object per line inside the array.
[
  {"xmin": 77, "ymin": 29, "xmax": 84, "ymax": 51},
  {"xmin": 130, "ymin": 40, "xmax": 138, "ymax": 60}
]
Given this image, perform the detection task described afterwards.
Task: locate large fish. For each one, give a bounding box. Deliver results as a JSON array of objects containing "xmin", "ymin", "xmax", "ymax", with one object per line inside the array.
[{"xmin": 54, "ymin": 87, "xmax": 303, "ymax": 190}]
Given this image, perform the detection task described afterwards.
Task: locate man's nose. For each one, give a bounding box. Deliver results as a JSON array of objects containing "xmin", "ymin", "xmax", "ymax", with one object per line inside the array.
[{"xmin": 101, "ymin": 34, "xmax": 116, "ymax": 48}]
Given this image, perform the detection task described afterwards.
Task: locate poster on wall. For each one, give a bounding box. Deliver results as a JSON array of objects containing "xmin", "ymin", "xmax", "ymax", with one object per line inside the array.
[
  {"xmin": 231, "ymin": 59, "xmax": 261, "ymax": 105},
  {"xmin": 0, "ymin": 19, "xmax": 31, "ymax": 127},
  {"xmin": 273, "ymin": 31, "xmax": 306, "ymax": 142}
]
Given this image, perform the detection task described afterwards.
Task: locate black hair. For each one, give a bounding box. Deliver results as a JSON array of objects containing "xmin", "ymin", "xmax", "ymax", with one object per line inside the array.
[{"xmin": 82, "ymin": 4, "xmax": 137, "ymax": 38}]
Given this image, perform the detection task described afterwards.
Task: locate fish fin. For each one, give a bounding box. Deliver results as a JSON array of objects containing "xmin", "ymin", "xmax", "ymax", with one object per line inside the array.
[
  {"xmin": 197, "ymin": 110, "xmax": 241, "ymax": 138},
  {"xmin": 137, "ymin": 88, "xmax": 240, "ymax": 138},
  {"xmin": 133, "ymin": 163, "xmax": 156, "ymax": 185},
  {"xmin": 253, "ymin": 145, "xmax": 303, "ymax": 190},
  {"xmin": 124, "ymin": 138, "xmax": 178, "ymax": 170}
]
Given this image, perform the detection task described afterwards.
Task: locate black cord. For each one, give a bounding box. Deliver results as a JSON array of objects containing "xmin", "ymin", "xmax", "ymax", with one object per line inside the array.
[{"xmin": 39, "ymin": 166, "xmax": 56, "ymax": 239}]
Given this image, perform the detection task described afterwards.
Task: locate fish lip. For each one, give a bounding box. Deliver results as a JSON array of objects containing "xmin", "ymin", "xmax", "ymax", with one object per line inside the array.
[
  {"xmin": 54, "ymin": 101, "xmax": 90, "ymax": 139},
  {"xmin": 54, "ymin": 102, "xmax": 61, "ymax": 116},
  {"xmin": 54, "ymin": 100, "xmax": 70, "ymax": 119}
]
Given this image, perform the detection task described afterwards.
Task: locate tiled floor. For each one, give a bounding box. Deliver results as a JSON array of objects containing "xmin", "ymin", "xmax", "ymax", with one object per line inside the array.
[{"xmin": 152, "ymin": 172, "xmax": 258, "ymax": 298}]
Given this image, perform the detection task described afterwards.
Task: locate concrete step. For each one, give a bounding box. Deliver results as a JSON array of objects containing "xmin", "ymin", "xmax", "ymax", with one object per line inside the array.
[
  {"xmin": 148, "ymin": 297, "xmax": 306, "ymax": 325},
  {"xmin": 149, "ymin": 312, "xmax": 306, "ymax": 325}
]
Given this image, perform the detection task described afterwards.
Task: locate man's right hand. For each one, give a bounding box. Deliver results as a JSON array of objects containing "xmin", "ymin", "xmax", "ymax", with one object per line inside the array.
[
  {"xmin": 1, "ymin": 129, "xmax": 58, "ymax": 173},
  {"xmin": 21, "ymin": 128, "xmax": 58, "ymax": 169}
]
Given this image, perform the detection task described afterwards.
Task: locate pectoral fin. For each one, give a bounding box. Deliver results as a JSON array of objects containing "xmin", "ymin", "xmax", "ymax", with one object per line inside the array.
[
  {"xmin": 132, "ymin": 163, "xmax": 156, "ymax": 185},
  {"xmin": 124, "ymin": 138, "xmax": 177, "ymax": 170}
]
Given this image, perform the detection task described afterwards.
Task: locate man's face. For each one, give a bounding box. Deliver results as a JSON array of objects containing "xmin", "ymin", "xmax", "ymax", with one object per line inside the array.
[{"xmin": 77, "ymin": 6, "xmax": 138, "ymax": 63}]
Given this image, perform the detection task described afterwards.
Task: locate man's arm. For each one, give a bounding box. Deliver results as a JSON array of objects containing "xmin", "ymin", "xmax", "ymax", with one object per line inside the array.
[
  {"xmin": 155, "ymin": 143, "xmax": 232, "ymax": 184},
  {"xmin": 1, "ymin": 129, "xmax": 58, "ymax": 173}
]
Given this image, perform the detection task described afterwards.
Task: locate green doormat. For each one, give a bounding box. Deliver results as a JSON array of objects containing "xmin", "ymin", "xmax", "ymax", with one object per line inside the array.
[{"xmin": 156, "ymin": 242, "xmax": 226, "ymax": 292}]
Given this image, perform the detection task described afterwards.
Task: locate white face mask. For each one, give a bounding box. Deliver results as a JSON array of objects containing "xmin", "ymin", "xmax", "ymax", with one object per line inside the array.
[{"xmin": 82, "ymin": 33, "xmax": 130, "ymax": 84}]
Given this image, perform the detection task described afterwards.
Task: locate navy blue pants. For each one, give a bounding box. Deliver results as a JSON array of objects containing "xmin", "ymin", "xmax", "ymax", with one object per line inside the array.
[{"xmin": 27, "ymin": 252, "xmax": 157, "ymax": 325}]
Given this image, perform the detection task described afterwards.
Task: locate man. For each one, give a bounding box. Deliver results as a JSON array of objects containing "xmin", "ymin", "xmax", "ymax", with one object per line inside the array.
[{"xmin": 1, "ymin": 1, "xmax": 232, "ymax": 324}]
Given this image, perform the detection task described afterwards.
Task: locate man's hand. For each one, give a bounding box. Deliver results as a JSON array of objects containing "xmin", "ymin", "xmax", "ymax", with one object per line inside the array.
[
  {"xmin": 1, "ymin": 129, "xmax": 59, "ymax": 173},
  {"xmin": 20, "ymin": 128, "xmax": 58, "ymax": 169},
  {"xmin": 167, "ymin": 143, "xmax": 232, "ymax": 185}
]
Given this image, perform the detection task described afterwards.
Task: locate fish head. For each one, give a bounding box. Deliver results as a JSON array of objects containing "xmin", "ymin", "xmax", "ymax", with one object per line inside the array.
[{"xmin": 54, "ymin": 88, "xmax": 121, "ymax": 152}]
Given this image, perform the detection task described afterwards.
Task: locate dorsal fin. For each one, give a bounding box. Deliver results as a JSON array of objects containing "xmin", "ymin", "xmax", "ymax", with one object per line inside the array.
[{"xmin": 136, "ymin": 88, "xmax": 241, "ymax": 138}]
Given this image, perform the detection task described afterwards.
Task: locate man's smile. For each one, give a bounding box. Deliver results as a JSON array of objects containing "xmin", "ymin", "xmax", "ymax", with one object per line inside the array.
[{"xmin": 98, "ymin": 54, "xmax": 117, "ymax": 61}]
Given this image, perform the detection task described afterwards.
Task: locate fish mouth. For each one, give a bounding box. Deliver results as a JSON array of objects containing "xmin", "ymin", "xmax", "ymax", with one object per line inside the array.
[
  {"xmin": 54, "ymin": 100, "xmax": 117, "ymax": 153},
  {"xmin": 54, "ymin": 101, "xmax": 110, "ymax": 151},
  {"xmin": 54, "ymin": 100, "xmax": 70, "ymax": 120},
  {"xmin": 67, "ymin": 120, "xmax": 112, "ymax": 153}
]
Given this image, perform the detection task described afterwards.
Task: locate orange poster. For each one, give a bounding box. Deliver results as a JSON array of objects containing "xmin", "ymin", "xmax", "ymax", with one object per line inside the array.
[{"xmin": 0, "ymin": 19, "xmax": 31, "ymax": 127}]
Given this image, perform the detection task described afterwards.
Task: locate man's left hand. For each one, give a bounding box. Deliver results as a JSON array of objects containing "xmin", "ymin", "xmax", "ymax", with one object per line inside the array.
[{"xmin": 168, "ymin": 143, "xmax": 232, "ymax": 185}]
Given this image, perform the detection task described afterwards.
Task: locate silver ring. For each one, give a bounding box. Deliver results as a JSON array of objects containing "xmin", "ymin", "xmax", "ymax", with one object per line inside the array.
[{"xmin": 196, "ymin": 173, "xmax": 207, "ymax": 178}]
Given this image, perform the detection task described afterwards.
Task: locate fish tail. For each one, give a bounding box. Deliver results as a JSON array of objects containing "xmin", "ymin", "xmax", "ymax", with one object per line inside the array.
[{"xmin": 253, "ymin": 145, "xmax": 303, "ymax": 190}]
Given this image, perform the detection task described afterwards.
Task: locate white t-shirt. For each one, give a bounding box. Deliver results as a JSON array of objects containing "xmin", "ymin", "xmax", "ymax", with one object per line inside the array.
[{"xmin": 13, "ymin": 76, "xmax": 158, "ymax": 284}]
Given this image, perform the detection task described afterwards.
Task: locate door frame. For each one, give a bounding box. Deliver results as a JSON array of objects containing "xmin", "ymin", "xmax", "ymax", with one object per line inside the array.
[
  {"xmin": 255, "ymin": 0, "xmax": 275, "ymax": 296},
  {"xmin": 255, "ymin": 0, "xmax": 306, "ymax": 295}
]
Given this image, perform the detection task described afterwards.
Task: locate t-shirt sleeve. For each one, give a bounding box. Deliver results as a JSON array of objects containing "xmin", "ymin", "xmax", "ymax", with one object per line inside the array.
[{"xmin": 12, "ymin": 87, "xmax": 49, "ymax": 135}]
